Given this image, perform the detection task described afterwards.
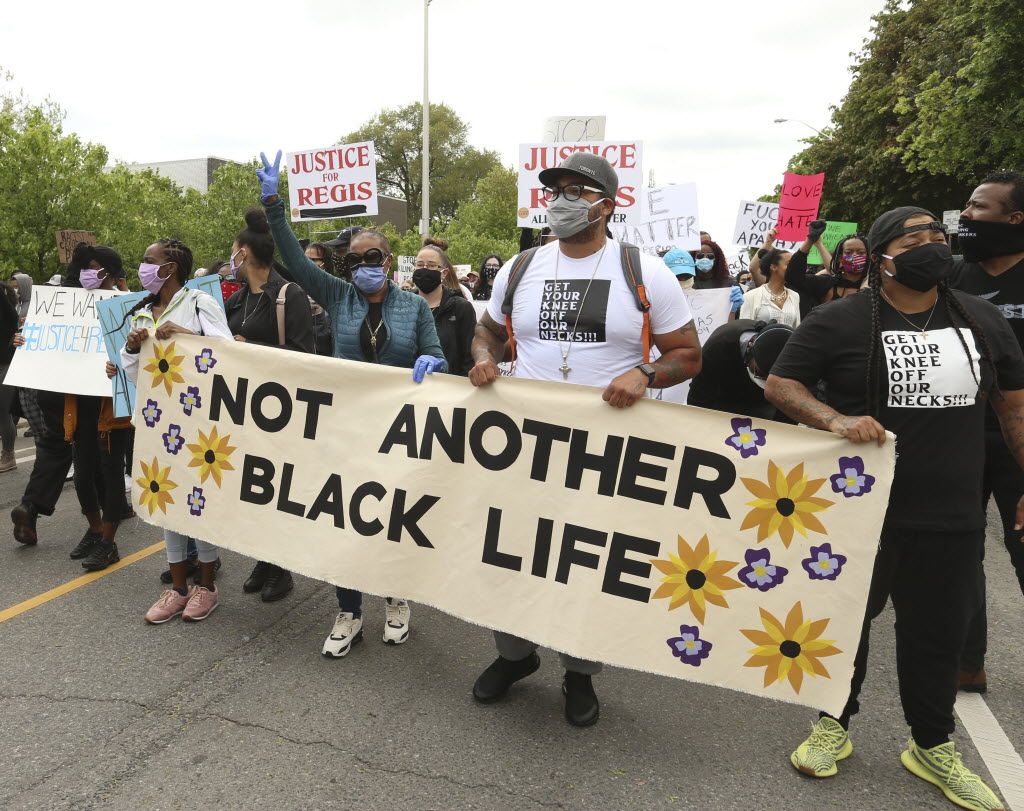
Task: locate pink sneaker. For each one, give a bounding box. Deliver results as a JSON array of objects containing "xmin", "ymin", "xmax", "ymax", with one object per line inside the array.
[
  {"xmin": 183, "ymin": 586, "xmax": 219, "ymax": 622},
  {"xmin": 145, "ymin": 589, "xmax": 190, "ymax": 624}
]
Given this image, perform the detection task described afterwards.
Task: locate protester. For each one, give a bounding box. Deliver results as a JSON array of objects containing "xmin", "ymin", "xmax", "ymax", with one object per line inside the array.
[
  {"xmin": 461, "ymin": 269, "xmax": 478, "ymax": 294},
  {"xmin": 687, "ymin": 320, "xmax": 793, "ymax": 419},
  {"xmin": 693, "ymin": 237, "xmax": 743, "ymax": 316},
  {"xmin": 13, "ymin": 272, "xmax": 32, "ymax": 323},
  {"xmin": 739, "ymin": 248, "xmax": 800, "ymax": 327},
  {"xmin": 468, "ymin": 152, "xmax": 700, "ymax": 727},
  {"xmin": 413, "ymin": 243, "xmax": 477, "ymax": 375},
  {"xmin": 324, "ymin": 226, "xmax": 363, "ymax": 279},
  {"xmin": 736, "ymin": 269, "xmax": 752, "ymax": 290},
  {"xmin": 951, "ymin": 169, "xmax": 1024, "ymax": 694},
  {"xmin": 472, "ymin": 254, "xmax": 502, "ymax": 301},
  {"xmin": 0, "ymin": 282, "xmax": 19, "ymax": 472},
  {"xmin": 121, "ymin": 239, "xmax": 233, "ymax": 623},
  {"xmin": 662, "ymin": 249, "xmax": 696, "ymax": 289},
  {"xmin": 301, "ymin": 242, "xmax": 338, "ymax": 354},
  {"xmin": 765, "ymin": 206, "xmax": 1024, "ymax": 810},
  {"xmin": 256, "ymin": 149, "xmax": 447, "ymax": 657},
  {"xmin": 422, "ymin": 236, "xmax": 471, "ymax": 299},
  {"xmin": 782, "ymin": 222, "xmax": 869, "ymax": 318},
  {"xmin": 225, "ymin": 209, "xmax": 314, "ymax": 603}
]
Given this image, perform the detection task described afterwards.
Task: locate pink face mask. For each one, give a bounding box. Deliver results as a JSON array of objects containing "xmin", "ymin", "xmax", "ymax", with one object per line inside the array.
[
  {"xmin": 80, "ymin": 268, "xmax": 105, "ymax": 290},
  {"xmin": 138, "ymin": 262, "xmax": 170, "ymax": 294},
  {"xmin": 840, "ymin": 253, "xmax": 868, "ymax": 274}
]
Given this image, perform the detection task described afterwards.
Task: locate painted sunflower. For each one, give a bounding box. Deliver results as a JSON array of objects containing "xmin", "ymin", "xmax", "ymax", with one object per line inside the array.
[
  {"xmin": 650, "ymin": 534, "xmax": 742, "ymax": 623},
  {"xmin": 740, "ymin": 461, "xmax": 834, "ymax": 547},
  {"xmin": 741, "ymin": 601, "xmax": 841, "ymax": 693},
  {"xmin": 186, "ymin": 426, "xmax": 236, "ymax": 487},
  {"xmin": 143, "ymin": 341, "xmax": 186, "ymax": 396},
  {"xmin": 135, "ymin": 457, "xmax": 177, "ymax": 516}
]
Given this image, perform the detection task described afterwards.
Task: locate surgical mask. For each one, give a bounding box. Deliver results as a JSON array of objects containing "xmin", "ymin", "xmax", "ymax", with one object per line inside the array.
[
  {"xmin": 839, "ymin": 253, "xmax": 868, "ymax": 274},
  {"xmin": 882, "ymin": 242, "xmax": 953, "ymax": 292},
  {"xmin": 695, "ymin": 257, "xmax": 715, "ymax": 272},
  {"xmin": 229, "ymin": 249, "xmax": 245, "ymax": 277},
  {"xmin": 546, "ymin": 195, "xmax": 605, "ymax": 239},
  {"xmin": 138, "ymin": 262, "xmax": 171, "ymax": 294},
  {"xmin": 80, "ymin": 268, "xmax": 105, "ymax": 290},
  {"xmin": 958, "ymin": 217, "xmax": 1024, "ymax": 262},
  {"xmin": 352, "ymin": 265, "xmax": 387, "ymax": 295},
  {"xmin": 412, "ymin": 268, "xmax": 442, "ymax": 294}
]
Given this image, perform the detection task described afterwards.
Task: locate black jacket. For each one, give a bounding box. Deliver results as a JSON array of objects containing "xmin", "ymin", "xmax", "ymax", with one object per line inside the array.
[
  {"xmin": 432, "ymin": 288, "xmax": 477, "ymax": 376},
  {"xmin": 225, "ymin": 268, "xmax": 314, "ymax": 352},
  {"xmin": 0, "ymin": 289, "xmax": 19, "ymax": 366}
]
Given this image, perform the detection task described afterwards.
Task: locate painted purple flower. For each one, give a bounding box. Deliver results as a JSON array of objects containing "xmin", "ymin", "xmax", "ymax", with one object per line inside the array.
[
  {"xmin": 666, "ymin": 625, "xmax": 712, "ymax": 666},
  {"xmin": 194, "ymin": 347, "xmax": 217, "ymax": 374},
  {"xmin": 830, "ymin": 456, "xmax": 875, "ymax": 498},
  {"xmin": 179, "ymin": 386, "xmax": 202, "ymax": 415},
  {"xmin": 187, "ymin": 487, "xmax": 206, "ymax": 517},
  {"xmin": 802, "ymin": 543, "xmax": 847, "ymax": 581},
  {"xmin": 161, "ymin": 424, "xmax": 184, "ymax": 455},
  {"xmin": 737, "ymin": 548, "xmax": 789, "ymax": 592},
  {"xmin": 142, "ymin": 399, "xmax": 162, "ymax": 428},
  {"xmin": 724, "ymin": 417, "xmax": 767, "ymax": 458}
]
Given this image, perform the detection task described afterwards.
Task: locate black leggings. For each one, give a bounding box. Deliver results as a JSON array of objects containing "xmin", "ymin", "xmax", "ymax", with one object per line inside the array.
[{"xmin": 72, "ymin": 397, "xmax": 129, "ymax": 525}]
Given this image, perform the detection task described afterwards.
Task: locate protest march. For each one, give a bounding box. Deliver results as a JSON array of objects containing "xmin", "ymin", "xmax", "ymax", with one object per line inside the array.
[{"xmin": 1, "ymin": 2, "xmax": 1023, "ymax": 810}]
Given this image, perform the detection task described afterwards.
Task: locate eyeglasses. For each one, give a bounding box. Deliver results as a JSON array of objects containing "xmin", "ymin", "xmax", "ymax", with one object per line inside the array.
[
  {"xmin": 342, "ymin": 249, "xmax": 388, "ymax": 270},
  {"xmin": 413, "ymin": 261, "xmax": 443, "ymax": 271},
  {"xmin": 542, "ymin": 184, "xmax": 605, "ymax": 202}
]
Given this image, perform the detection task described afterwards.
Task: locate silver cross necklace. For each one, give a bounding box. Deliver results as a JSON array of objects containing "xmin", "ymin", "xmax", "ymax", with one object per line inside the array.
[{"xmin": 553, "ymin": 241, "xmax": 608, "ymax": 380}]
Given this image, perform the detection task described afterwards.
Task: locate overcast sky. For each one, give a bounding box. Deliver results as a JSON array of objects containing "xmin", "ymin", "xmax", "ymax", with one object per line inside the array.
[{"xmin": 1, "ymin": 0, "xmax": 882, "ymax": 249}]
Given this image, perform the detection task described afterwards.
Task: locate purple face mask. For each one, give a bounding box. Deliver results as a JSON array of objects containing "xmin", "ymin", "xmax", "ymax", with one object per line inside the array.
[
  {"xmin": 80, "ymin": 268, "xmax": 105, "ymax": 290},
  {"xmin": 138, "ymin": 262, "xmax": 170, "ymax": 294}
]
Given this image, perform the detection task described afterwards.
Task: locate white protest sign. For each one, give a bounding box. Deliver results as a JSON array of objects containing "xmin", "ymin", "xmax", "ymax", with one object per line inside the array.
[
  {"xmin": 455, "ymin": 264, "xmax": 472, "ymax": 277},
  {"xmin": 286, "ymin": 141, "xmax": 378, "ymax": 221},
  {"xmin": 732, "ymin": 200, "xmax": 801, "ymax": 251},
  {"xmin": 943, "ymin": 210, "xmax": 960, "ymax": 234},
  {"xmin": 653, "ymin": 287, "xmax": 733, "ymax": 405},
  {"xmin": 5, "ymin": 287, "xmax": 122, "ymax": 397},
  {"xmin": 517, "ymin": 142, "xmax": 643, "ymax": 228},
  {"xmin": 612, "ymin": 183, "xmax": 700, "ymax": 255},
  {"xmin": 543, "ymin": 116, "xmax": 606, "ymax": 143},
  {"xmin": 728, "ymin": 253, "xmax": 750, "ymax": 276},
  {"xmin": 394, "ymin": 256, "xmax": 415, "ymax": 286}
]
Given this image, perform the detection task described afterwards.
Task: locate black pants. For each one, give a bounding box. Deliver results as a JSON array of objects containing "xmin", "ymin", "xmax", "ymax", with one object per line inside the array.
[
  {"xmin": 74, "ymin": 428, "xmax": 130, "ymax": 525},
  {"xmin": 22, "ymin": 391, "xmax": 74, "ymax": 516},
  {"xmin": 962, "ymin": 431, "xmax": 1024, "ymax": 671},
  {"xmin": 831, "ymin": 526, "xmax": 982, "ymax": 748}
]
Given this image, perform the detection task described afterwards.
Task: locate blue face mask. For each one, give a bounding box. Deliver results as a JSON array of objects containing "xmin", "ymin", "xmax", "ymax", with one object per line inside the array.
[
  {"xmin": 352, "ymin": 265, "xmax": 387, "ymax": 294},
  {"xmin": 695, "ymin": 257, "xmax": 715, "ymax": 273}
]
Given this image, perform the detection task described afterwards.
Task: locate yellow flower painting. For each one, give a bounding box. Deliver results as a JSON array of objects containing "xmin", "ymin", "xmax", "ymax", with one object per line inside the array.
[
  {"xmin": 740, "ymin": 461, "xmax": 834, "ymax": 547},
  {"xmin": 650, "ymin": 535, "xmax": 742, "ymax": 623}
]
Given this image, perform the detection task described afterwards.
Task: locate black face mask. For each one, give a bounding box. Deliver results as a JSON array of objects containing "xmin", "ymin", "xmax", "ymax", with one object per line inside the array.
[
  {"xmin": 484, "ymin": 267, "xmax": 499, "ymax": 279},
  {"xmin": 883, "ymin": 242, "xmax": 954, "ymax": 292},
  {"xmin": 958, "ymin": 217, "xmax": 1024, "ymax": 262},
  {"xmin": 412, "ymin": 268, "xmax": 443, "ymax": 294}
]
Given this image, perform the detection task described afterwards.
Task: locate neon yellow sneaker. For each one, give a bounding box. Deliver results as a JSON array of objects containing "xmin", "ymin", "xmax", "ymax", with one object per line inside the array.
[
  {"xmin": 790, "ymin": 716, "xmax": 853, "ymax": 777},
  {"xmin": 900, "ymin": 739, "xmax": 1004, "ymax": 810}
]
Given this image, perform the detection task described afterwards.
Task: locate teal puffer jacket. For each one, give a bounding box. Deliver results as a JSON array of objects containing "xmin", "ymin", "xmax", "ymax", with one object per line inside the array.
[{"xmin": 264, "ymin": 200, "xmax": 446, "ymax": 368}]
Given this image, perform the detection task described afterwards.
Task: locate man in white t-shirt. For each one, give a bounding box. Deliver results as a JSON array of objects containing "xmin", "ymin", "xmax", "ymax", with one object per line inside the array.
[{"xmin": 468, "ymin": 153, "xmax": 701, "ymax": 727}]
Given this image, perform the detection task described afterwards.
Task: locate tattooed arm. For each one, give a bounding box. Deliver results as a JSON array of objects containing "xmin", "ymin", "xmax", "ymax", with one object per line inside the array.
[
  {"xmin": 468, "ymin": 311, "xmax": 509, "ymax": 387},
  {"xmin": 603, "ymin": 320, "xmax": 702, "ymax": 408},
  {"xmin": 764, "ymin": 375, "xmax": 887, "ymax": 444},
  {"xmin": 990, "ymin": 387, "xmax": 1024, "ymax": 531}
]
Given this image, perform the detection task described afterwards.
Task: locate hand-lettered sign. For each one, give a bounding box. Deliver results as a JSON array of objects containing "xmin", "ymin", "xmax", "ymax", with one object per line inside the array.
[
  {"xmin": 731, "ymin": 201, "xmax": 802, "ymax": 251},
  {"xmin": 55, "ymin": 230, "xmax": 97, "ymax": 264},
  {"xmin": 775, "ymin": 172, "xmax": 825, "ymax": 242},
  {"xmin": 286, "ymin": 141, "xmax": 378, "ymax": 221},
  {"xmin": 612, "ymin": 183, "xmax": 701, "ymax": 255}
]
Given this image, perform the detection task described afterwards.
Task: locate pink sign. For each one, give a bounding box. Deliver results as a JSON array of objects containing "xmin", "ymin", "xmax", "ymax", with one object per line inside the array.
[{"xmin": 775, "ymin": 172, "xmax": 825, "ymax": 241}]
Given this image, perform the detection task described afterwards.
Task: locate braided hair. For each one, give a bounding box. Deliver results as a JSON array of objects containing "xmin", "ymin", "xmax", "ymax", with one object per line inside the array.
[
  {"xmin": 828, "ymin": 234, "xmax": 869, "ymax": 275},
  {"xmin": 116, "ymin": 238, "xmax": 194, "ymax": 330}
]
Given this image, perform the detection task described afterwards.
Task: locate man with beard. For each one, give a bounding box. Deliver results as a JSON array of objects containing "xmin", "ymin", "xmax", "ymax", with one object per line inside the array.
[
  {"xmin": 467, "ymin": 153, "xmax": 701, "ymax": 727},
  {"xmin": 952, "ymin": 169, "xmax": 1024, "ymax": 694}
]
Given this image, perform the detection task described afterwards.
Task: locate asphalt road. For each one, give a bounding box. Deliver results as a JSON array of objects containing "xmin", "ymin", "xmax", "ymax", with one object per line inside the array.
[{"xmin": 1, "ymin": 431, "xmax": 1021, "ymax": 811}]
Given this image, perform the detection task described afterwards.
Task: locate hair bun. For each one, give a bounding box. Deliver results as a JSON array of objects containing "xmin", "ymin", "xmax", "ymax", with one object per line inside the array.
[
  {"xmin": 422, "ymin": 235, "xmax": 448, "ymax": 251},
  {"xmin": 244, "ymin": 208, "xmax": 270, "ymax": 234}
]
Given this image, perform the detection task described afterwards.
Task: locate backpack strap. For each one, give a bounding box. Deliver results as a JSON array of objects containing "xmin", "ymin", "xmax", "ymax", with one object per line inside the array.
[
  {"xmin": 500, "ymin": 246, "xmax": 541, "ymax": 365},
  {"xmin": 619, "ymin": 243, "xmax": 652, "ymax": 364},
  {"xmin": 276, "ymin": 283, "xmax": 292, "ymax": 346}
]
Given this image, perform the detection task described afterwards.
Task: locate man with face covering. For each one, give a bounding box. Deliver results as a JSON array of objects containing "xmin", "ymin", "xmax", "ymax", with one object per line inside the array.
[
  {"xmin": 467, "ymin": 153, "xmax": 701, "ymax": 727},
  {"xmin": 950, "ymin": 170, "xmax": 1024, "ymax": 695}
]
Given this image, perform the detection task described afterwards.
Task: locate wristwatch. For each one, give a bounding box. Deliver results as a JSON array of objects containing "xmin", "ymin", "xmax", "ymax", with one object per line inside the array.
[{"xmin": 636, "ymin": 363, "xmax": 657, "ymax": 387}]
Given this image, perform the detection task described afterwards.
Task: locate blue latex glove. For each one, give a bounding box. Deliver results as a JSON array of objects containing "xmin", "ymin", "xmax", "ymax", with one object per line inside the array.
[
  {"xmin": 257, "ymin": 150, "xmax": 282, "ymax": 200},
  {"xmin": 729, "ymin": 284, "xmax": 744, "ymax": 313},
  {"xmin": 412, "ymin": 355, "xmax": 446, "ymax": 383}
]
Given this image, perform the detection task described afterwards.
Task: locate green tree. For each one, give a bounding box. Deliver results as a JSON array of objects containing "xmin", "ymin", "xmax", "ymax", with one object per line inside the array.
[{"xmin": 439, "ymin": 165, "xmax": 519, "ymax": 266}]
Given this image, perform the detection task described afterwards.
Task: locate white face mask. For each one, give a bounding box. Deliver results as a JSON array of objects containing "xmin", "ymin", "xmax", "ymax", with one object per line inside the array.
[{"xmin": 546, "ymin": 196, "xmax": 605, "ymax": 239}]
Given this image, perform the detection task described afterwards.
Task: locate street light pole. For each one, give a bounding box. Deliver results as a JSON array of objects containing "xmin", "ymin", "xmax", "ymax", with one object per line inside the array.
[
  {"xmin": 773, "ymin": 118, "xmax": 823, "ymax": 136},
  {"xmin": 421, "ymin": 0, "xmax": 431, "ymax": 237}
]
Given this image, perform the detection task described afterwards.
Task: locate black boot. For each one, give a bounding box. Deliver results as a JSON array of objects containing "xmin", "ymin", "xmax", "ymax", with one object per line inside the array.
[
  {"xmin": 81, "ymin": 541, "xmax": 120, "ymax": 572},
  {"xmin": 472, "ymin": 653, "xmax": 540, "ymax": 703},
  {"xmin": 12, "ymin": 503, "xmax": 39, "ymax": 546},
  {"xmin": 243, "ymin": 561, "xmax": 273, "ymax": 593},
  {"xmin": 261, "ymin": 566, "xmax": 294, "ymax": 602},
  {"xmin": 562, "ymin": 671, "xmax": 599, "ymax": 727},
  {"xmin": 69, "ymin": 529, "xmax": 102, "ymax": 559}
]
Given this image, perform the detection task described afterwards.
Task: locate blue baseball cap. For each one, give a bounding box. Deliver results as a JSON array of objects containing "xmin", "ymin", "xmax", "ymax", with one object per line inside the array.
[{"xmin": 663, "ymin": 249, "xmax": 696, "ymax": 277}]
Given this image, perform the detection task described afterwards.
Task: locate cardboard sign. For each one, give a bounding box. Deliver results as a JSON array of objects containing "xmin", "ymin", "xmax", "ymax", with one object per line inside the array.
[
  {"xmin": 731, "ymin": 201, "xmax": 802, "ymax": 251},
  {"xmin": 943, "ymin": 210, "xmax": 960, "ymax": 234},
  {"xmin": 653, "ymin": 288, "xmax": 733, "ymax": 405},
  {"xmin": 543, "ymin": 116, "xmax": 606, "ymax": 143},
  {"xmin": 728, "ymin": 252, "xmax": 750, "ymax": 276},
  {"xmin": 808, "ymin": 221, "xmax": 859, "ymax": 265},
  {"xmin": 4, "ymin": 287, "xmax": 120, "ymax": 397},
  {"xmin": 132, "ymin": 334, "xmax": 894, "ymax": 716},
  {"xmin": 517, "ymin": 141, "xmax": 643, "ymax": 228},
  {"xmin": 55, "ymin": 230, "xmax": 97, "ymax": 264},
  {"xmin": 775, "ymin": 172, "xmax": 825, "ymax": 241},
  {"xmin": 612, "ymin": 183, "xmax": 701, "ymax": 255},
  {"xmin": 96, "ymin": 275, "xmax": 226, "ymax": 417},
  {"xmin": 286, "ymin": 141, "xmax": 378, "ymax": 221}
]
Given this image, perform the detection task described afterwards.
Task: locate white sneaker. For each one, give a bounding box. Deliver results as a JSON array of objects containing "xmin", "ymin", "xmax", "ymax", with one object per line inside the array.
[
  {"xmin": 383, "ymin": 598, "xmax": 411, "ymax": 645},
  {"xmin": 322, "ymin": 612, "xmax": 363, "ymax": 658}
]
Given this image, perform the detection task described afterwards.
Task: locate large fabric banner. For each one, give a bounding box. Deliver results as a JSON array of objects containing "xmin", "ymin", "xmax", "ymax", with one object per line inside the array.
[{"xmin": 132, "ymin": 335, "xmax": 894, "ymax": 715}]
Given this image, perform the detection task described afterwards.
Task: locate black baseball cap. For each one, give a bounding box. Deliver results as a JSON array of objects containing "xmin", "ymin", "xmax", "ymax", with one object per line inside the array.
[
  {"xmin": 538, "ymin": 153, "xmax": 618, "ymax": 198},
  {"xmin": 325, "ymin": 226, "xmax": 364, "ymax": 250}
]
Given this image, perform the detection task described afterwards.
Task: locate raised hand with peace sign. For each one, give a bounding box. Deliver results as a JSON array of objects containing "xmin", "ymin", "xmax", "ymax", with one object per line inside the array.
[{"xmin": 256, "ymin": 150, "xmax": 282, "ymax": 201}]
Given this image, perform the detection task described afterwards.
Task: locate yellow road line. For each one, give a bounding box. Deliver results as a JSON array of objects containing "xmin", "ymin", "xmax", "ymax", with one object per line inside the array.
[{"xmin": 0, "ymin": 541, "xmax": 164, "ymax": 624}]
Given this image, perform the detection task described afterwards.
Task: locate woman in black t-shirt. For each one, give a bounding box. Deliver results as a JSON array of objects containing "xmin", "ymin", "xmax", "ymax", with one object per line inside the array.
[
  {"xmin": 225, "ymin": 209, "xmax": 314, "ymax": 603},
  {"xmin": 765, "ymin": 206, "xmax": 1024, "ymax": 809}
]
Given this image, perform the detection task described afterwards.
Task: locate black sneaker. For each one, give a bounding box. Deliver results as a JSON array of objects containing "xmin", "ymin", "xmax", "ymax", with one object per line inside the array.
[
  {"xmin": 12, "ymin": 503, "xmax": 39, "ymax": 546},
  {"xmin": 160, "ymin": 558, "xmax": 199, "ymax": 585},
  {"xmin": 562, "ymin": 671, "xmax": 599, "ymax": 727},
  {"xmin": 70, "ymin": 530, "xmax": 103, "ymax": 559},
  {"xmin": 81, "ymin": 541, "xmax": 120, "ymax": 572},
  {"xmin": 243, "ymin": 561, "xmax": 273, "ymax": 593},
  {"xmin": 472, "ymin": 653, "xmax": 541, "ymax": 703},
  {"xmin": 260, "ymin": 567, "xmax": 294, "ymax": 602}
]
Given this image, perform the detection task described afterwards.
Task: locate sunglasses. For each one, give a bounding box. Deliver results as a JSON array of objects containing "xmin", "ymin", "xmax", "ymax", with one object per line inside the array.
[
  {"xmin": 694, "ymin": 252, "xmax": 715, "ymax": 260},
  {"xmin": 342, "ymin": 249, "xmax": 388, "ymax": 270}
]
